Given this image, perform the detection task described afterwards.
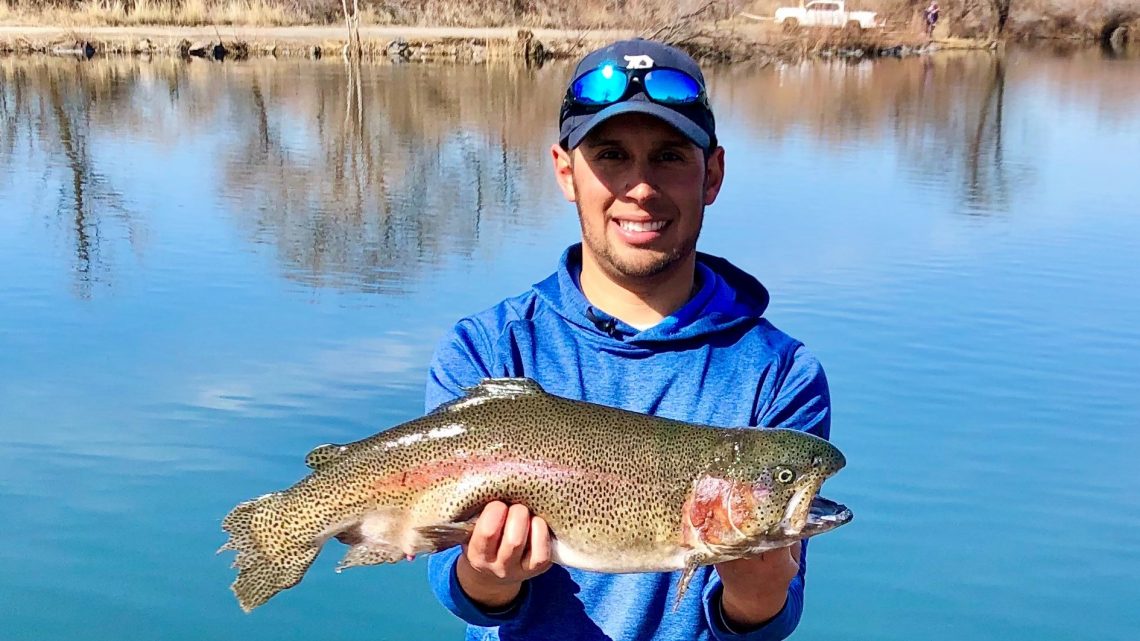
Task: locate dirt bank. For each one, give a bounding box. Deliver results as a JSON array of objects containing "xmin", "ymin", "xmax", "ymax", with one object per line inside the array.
[
  {"xmin": 0, "ymin": 21, "xmax": 978, "ymax": 63},
  {"xmin": 0, "ymin": 25, "xmax": 626, "ymax": 59}
]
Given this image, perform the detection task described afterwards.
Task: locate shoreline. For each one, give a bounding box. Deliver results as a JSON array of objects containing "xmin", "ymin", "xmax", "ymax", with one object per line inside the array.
[
  {"xmin": 0, "ymin": 25, "xmax": 626, "ymax": 59},
  {"xmin": 0, "ymin": 23, "xmax": 994, "ymax": 63}
]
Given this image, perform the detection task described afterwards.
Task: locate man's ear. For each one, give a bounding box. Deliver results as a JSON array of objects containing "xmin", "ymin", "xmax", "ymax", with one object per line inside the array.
[
  {"xmin": 552, "ymin": 144, "xmax": 577, "ymax": 203},
  {"xmin": 704, "ymin": 146, "xmax": 726, "ymax": 206}
]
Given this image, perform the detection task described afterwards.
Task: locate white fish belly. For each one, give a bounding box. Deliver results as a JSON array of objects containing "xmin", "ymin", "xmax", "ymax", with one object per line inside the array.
[{"xmin": 549, "ymin": 539, "xmax": 690, "ymax": 574}]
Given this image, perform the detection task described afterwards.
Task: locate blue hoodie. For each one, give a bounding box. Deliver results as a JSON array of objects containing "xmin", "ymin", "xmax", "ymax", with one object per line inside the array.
[{"xmin": 424, "ymin": 245, "xmax": 831, "ymax": 641}]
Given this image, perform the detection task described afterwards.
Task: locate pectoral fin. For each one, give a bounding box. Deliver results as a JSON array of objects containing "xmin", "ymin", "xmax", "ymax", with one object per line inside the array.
[
  {"xmin": 336, "ymin": 544, "xmax": 404, "ymax": 572},
  {"xmin": 414, "ymin": 520, "xmax": 477, "ymax": 551},
  {"xmin": 675, "ymin": 554, "xmax": 709, "ymax": 610}
]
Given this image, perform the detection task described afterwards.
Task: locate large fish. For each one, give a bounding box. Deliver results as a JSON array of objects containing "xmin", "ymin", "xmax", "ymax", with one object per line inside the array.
[{"xmin": 220, "ymin": 378, "xmax": 852, "ymax": 612}]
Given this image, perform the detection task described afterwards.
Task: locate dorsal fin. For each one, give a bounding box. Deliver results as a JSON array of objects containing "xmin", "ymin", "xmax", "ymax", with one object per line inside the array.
[
  {"xmin": 305, "ymin": 443, "xmax": 348, "ymax": 470},
  {"xmin": 466, "ymin": 378, "xmax": 545, "ymax": 397},
  {"xmin": 435, "ymin": 378, "xmax": 545, "ymax": 413}
]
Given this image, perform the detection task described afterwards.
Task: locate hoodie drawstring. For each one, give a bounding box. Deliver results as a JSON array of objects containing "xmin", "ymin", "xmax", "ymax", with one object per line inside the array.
[{"xmin": 585, "ymin": 307, "xmax": 623, "ymax": 339}]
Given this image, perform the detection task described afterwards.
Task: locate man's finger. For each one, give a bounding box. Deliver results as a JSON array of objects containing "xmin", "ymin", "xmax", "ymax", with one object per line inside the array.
[
  {"xmin": 759, "ymin": 541, "xmax": 799, "ymax": 563},
  {"xmin": 524, "ymin": 516, "xmax": 552, "ymax": 573},
  {"xmin": 468, "ymin": 501, "xmax": 509, "ymax": 565},
  {"xmin": 773, "ymin": 542, "xmax": 802, "ymax": 583},
  {"xmin": 498, "ymin": 504, "xmax": 531, "ymax": 566}
]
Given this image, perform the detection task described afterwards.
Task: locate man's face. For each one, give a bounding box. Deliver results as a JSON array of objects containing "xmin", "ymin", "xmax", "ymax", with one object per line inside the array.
[{"xmin": 552, "ymin": 113, "xmax": 725, "ymax": 282}]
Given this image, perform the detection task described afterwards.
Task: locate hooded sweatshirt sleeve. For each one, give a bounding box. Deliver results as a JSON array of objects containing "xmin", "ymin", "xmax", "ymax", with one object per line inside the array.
[
  {"xmin": 424, "ymin": 319, "xmax": 535, "ymax": 628},
  {"xmin": 702, "ymin": 344, "xmax": 831, "ymax": 641}
]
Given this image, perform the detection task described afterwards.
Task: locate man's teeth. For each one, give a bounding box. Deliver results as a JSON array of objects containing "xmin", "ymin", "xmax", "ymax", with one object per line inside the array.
[{"xmin": 618, "ymin": 220, "xmax": 667, "ymax": 233}]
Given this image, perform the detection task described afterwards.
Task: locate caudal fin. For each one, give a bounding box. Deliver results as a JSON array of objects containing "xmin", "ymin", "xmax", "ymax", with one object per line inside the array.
[{"xmin": 219, "ymin": 494, "xmax": 321, "ymax": 612}]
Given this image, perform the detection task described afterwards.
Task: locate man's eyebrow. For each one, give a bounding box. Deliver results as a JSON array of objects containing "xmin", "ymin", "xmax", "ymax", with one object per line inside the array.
[
  {"xmin": 581, "ymin": 137, "xmax": 692, "ymax": 149},
  {"xmin": 580, "ymin": 137, "xmax": 624, "ymax": 148}
]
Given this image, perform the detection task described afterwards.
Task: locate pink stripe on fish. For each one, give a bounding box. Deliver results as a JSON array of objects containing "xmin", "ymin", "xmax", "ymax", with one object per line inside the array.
[{"xmin": 371, "ymin": 455, "xmax": 628, "ymax": 493}]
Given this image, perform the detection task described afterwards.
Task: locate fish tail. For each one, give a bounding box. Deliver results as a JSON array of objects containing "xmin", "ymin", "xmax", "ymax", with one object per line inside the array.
[{"xmin": 219, "ymin": 493, "xmax": 320, "ymax": 612}]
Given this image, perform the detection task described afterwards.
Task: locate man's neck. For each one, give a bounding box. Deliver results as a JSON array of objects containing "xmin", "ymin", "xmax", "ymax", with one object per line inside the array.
[{"xmin": 579, "ymin": 251, "xmax": 698, "ymax": 330}]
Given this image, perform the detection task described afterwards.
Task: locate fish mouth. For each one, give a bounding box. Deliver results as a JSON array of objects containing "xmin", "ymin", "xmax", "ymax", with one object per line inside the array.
[
  {"xmin": 778, "ymin": 487, "xmax": 852, "ymax": 538},
  {"xmin": 778, "ymin": 484, "xmax": 813, "ymax": 535},
  {"xmin": 801, "ymin": 496, "xmax": 853, "ymax": 537}
]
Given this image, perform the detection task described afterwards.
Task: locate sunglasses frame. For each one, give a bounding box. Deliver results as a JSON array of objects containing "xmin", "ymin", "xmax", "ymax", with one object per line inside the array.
[{"xmin": 562, "ymin": 64, "xmax": 711, "ymax": 112}]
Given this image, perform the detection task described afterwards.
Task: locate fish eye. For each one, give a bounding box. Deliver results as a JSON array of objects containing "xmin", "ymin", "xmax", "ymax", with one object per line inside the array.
[{"xmin": 776, "ymin": 467, "xmax": 796, "ymax": 484}]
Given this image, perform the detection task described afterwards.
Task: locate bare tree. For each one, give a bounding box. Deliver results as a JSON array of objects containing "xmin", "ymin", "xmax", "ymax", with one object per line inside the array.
[
  {"xmin": 993, "ymin": 0, "xmax": 1010, "ymax": 35},
  {"xmin": 342, "ymin": 0, "xmax": 362, "ymax": 59},
  {"xmin": 950, "ymin": 0, "xmax": 1011, "ymax": 38}
]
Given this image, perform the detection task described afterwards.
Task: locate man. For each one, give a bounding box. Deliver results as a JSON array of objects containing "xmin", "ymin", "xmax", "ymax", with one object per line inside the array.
[
  {"xmin": 924, "ymin": 1, "xmax": 940, "ymax": 37},
  {"xmin": 425, "ymin": 39, "xmax": 831, "ymax": 641}
]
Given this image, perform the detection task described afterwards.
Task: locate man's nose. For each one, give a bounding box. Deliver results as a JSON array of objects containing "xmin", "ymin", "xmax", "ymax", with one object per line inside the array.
[{"xmin": 624, "ymin": 162, "xmax": 660, "ymax": 202}]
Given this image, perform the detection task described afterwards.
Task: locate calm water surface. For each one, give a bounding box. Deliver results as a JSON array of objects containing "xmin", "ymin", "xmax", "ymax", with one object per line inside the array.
[{"xmin": 1, "ymin": 49, "xmax": 1138, "ymax": 640}]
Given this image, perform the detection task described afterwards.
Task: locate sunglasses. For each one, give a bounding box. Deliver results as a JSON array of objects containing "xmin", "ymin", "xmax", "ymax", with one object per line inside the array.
[{"xmin": 565, "ymin": 64, "xmax": 709, "ymax": 108}]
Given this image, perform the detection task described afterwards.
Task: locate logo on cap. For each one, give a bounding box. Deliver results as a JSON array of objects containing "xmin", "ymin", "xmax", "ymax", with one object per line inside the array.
[{"xmin": 623, "ymin": 54, "xmax": 655, "ymax": 69}]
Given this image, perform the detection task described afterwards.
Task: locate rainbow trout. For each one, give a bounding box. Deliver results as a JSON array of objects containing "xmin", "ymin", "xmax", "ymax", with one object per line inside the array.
[{"xmin": 220, "ymin": 378, "xmax": 852, "ymax": 612}]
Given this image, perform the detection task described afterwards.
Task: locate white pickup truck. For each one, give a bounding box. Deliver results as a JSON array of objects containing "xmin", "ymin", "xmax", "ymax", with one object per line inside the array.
[{"xmin": 774, "ymin": 1, "xmax": 879, "ymax": 31}]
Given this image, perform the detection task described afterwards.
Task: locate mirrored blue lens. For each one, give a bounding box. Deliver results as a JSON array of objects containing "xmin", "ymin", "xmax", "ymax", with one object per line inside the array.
[
  {"xmin": 643, "ymin": 69, "xmax": 702, "ymax": 104},
  {"xmin": 571, "ymin": 65, "xmax": 628, "ymax": 105}
]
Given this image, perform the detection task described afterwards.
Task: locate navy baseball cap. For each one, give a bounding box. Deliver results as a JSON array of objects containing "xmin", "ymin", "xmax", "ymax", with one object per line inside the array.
[{"xmin": 558, "ymin": 39, "xmax": 717, "ymax": 151}]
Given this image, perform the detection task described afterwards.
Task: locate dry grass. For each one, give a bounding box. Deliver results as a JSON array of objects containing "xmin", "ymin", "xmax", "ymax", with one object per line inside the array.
[
  {"xmin": 0, "ymin": 0, "xmax": 350, "ymax": 25},
  {"xmin": 1008, "ymin": 0, "xmax": 1139, "ymax": 40},
  {"xmin": 0, "ymin": 0, "xmax": 925, "ymax": 28},
  {"xmin": 934, "ymin": 0, "xmax": 1140, "ymax": 39},
  {"xmin": 1, "ymin": 0, "xmax": 1136, "ymax": 40}
]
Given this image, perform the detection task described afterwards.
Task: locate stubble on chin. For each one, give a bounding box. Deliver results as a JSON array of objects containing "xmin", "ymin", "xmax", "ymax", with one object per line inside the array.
[{"xmin": 575, "ymin": 201, "xmax": 701, "ymax": 281}]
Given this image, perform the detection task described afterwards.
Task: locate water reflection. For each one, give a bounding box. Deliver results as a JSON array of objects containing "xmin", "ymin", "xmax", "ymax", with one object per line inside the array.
[
  {"xmin": 2, "ymin": 49, "xmax": 1139, "ymax": 641},
  {"xmin": 717, "ymin": 54, "xmax": 1018, "ymax": 215},
  {"xmin": 2, "ymin": 49, "xmax": 1137, "ymax": 296},
  {"xmin": 714, "ymin": 49, "xmax": 1137, "ymax": 218},
  {"xmin": 219, "ymin": 60, "xmax": 568, "ymax": 293},
  {"xmin": 0, "ymin": 58, "xmax": 568, "ymax": 296},
  {"xmin": 0, "ymin": 59, "xmax": 144, "ymax": 298}
]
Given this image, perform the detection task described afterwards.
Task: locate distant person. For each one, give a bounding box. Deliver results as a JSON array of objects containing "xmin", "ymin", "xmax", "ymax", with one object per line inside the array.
[
  {"xmin": 924, "ymin": 0, "xmax": 940, "ymax": 38},
  {"xmin": 424, "ymin": 38, "xmax": 832, "ymax": 641}
]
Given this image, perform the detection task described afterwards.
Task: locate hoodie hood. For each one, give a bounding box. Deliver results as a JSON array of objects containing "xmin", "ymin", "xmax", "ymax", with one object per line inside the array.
[{"xmin": 532, "ymin": 244, "xmax": 770, "ymax": 346}]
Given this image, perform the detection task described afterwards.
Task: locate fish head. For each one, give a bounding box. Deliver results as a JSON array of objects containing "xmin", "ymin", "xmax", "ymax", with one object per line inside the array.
[{"xmin": 728, "ymin": 428, "xmax": 851, "ymax": 544}]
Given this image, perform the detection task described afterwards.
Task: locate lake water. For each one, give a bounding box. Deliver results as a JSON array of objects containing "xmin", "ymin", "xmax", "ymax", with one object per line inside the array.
[{"xmin": 1, "ymin": 47, "xmax": 1138, "ymax": 641}]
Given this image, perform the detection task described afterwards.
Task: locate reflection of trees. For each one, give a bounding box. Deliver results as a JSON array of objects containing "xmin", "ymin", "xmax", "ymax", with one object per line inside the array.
[
  {"xmin": 4, "ymin": 52, "xmax": 1135, "ymax": 296},
  {"xmin": 0, "ymin": 59, "xmax": 141, "ymax": 299},
  {"xmin": 220, "ymin": 60, "xmax": 565, "ymax": 294},
  {"xmin": 714, "ymin": 53, "xmax": 1026, "ymax": 215},
  {"xmin": 962, "ymin": 54, "xmax": 1007, "ymax": 215},
  {"xmin": 1, "ymin": 57, "xmax": 565, "ymax": 297},
  {"xmin": 714, "ymin": 49, "xmax": 1137, "ymax": 216},
  {"xmin": 46, "ymin": 73, "xmax": 136, "ymax": 295},
  {"xmin": 900, "ymin": 53, "xmax": 1016, "ymax": 216}
]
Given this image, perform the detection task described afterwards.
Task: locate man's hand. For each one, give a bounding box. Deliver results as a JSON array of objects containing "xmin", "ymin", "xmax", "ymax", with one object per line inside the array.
[
  {"xmin": 455, "ymin": 501, "xmax": 554, "ymax": 611},
  {"xmin": 714, "ymin": 542, "xmax": 801, "ymax": 630}
]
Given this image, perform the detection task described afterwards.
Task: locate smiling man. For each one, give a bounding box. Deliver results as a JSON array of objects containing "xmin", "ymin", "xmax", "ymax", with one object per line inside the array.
[{"xmin": 425, "ymin": 39, "xmax": 832, "ymax": 641}]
